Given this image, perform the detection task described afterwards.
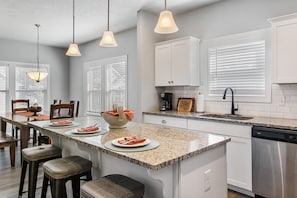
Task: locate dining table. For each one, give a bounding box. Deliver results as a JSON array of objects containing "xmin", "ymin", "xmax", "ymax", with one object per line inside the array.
[
  {"xmin": 0, "ymin": 112, "xmax": 49, "ymax": 150},
  {"xmin": 27, "ymin": 115, "xmax": 231, "ymax": 198}
]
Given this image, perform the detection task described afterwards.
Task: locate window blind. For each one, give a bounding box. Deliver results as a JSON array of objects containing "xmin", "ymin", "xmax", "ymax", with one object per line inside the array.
[{"xmin": 208, "ymin": 40, "xmax": 266, "ymax": 96}]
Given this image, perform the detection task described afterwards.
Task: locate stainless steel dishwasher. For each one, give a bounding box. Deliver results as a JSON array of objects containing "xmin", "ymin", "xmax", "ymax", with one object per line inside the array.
[{"xmin": 252, "ymin": 126, "xmax": 297, "ymax": 198}]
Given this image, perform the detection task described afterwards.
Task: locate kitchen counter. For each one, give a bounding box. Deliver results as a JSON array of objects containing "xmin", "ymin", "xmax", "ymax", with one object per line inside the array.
[
  {"xmin": 28, "ymin": 116, "xmax": 230, "ymax": 198},
  {"xmin": 143, "ymin": 111, "xmax": 297, "ymax": 130}
]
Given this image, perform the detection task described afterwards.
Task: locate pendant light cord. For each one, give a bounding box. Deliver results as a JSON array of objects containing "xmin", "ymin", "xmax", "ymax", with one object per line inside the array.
[
  {"xmin": 107, "ymin": 0, "xmax": 110, "ymax": 31},
  {"xmin": 35, "ymin": 24, "xmax": 41, "ymax": 81},
  {"xmin": 72, "ymin": 0, "xmax": 75, "ymax": 43},
  {"xmin": 164, "ymin": 0, "xmax": 167, "ymax": 10}
]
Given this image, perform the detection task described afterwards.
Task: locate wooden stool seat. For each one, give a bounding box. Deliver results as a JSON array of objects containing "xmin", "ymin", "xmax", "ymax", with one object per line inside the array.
[
  {"xmin": 81, "ymin": 174, "xmax": 145, "ymax": 198},
  {"xmin": 41, "ymin": 155, "xmax": 92, "ymax": 198},
  {"xmin": 0, "ymin": 132, "xmax": 17, "ymax": 167}
]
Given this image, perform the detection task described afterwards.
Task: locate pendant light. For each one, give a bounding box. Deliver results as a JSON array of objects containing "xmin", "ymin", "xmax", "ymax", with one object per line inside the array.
[
  {"xmin": 27, "ymin": 24, "xmax": 48, "ymax": 83},
  {"xmin": 99, "ymin": 0, "xmax": 118, "ymax": 47},
  {"xmin": 154, "ymin": 0, "xmax": 179, "ymax": 34},
  {"xmin": 66, "ymin": 0, "xmax": 81, "ymax": 56}
]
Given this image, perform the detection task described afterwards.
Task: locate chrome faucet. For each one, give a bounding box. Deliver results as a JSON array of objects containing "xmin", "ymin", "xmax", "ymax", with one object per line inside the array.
[{"xmin": 222, "ymin": 87, "xmax": 238, "ymax": 115}]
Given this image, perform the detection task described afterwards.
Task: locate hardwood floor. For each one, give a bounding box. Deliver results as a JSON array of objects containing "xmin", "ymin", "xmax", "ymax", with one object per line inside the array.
[{"xmin": 0, "ymin": 140, "xmax": 251, "ymax": 198}]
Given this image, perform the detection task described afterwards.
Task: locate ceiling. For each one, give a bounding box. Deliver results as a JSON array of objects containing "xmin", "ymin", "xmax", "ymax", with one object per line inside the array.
[{"xmin": 0, "ymin": 0, "xmax": 221, "ymax": 48}]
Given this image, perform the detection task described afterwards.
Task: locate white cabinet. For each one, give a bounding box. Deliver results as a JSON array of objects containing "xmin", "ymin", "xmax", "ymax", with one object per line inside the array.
[
  {"xmin": 155, "ymin": 36, "xmax": 200, "ymax": 86},
  {"xmin": 269, "ymin": 13, "xmax": 297, "ymax": 83},
  {"xmin": 187, "ymin": 119, "xmax": 252, "ymax": 192},
  {"xmin": 143, "ymin": 114, "xmax": 187, "ymax": 129}
]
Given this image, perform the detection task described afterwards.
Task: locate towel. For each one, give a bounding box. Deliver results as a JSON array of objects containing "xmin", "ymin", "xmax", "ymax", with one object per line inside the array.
[{"xmin": 102, "ymin": 109, "xmax": 134, "ymax": 121}]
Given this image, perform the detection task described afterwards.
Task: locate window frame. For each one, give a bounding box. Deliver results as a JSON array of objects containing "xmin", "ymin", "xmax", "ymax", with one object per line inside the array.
[
  {"xmin": 0, "ymin": 60, "xmax": 50, "ymax": 113},
  {"xmin": 202, "ymin": 29, "xmax": 272, "ymax": 103},
  {"xmin": 83, "ymin": 55, "xmax": 128, "ymax": 116}
]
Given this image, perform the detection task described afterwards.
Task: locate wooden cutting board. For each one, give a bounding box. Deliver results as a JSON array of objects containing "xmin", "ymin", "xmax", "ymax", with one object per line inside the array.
[{"xmin": 177, "ymin": 98, "xmax": 195, "ymax": 112}]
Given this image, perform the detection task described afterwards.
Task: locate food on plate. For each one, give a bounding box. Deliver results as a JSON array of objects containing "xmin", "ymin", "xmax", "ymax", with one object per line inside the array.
[
  {"xmin": 52, "ymin": 120, "xmax": 72, "ymax": 126},
  {"xmin": 117, "ymin": 136, "xmax": 146, "ymax": 145},
  {"xmin": 77, "ymin": 126, "xmax": 99, "ymax": 132}
]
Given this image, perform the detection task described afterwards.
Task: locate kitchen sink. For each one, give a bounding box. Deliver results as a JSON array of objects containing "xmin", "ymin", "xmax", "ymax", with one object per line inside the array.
[{"xmin": 200, "ymin": 113, "xmax": 253, "ymax": 120}]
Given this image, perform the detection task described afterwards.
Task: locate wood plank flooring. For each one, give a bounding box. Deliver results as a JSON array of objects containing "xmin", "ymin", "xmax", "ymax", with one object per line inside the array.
[{"xmin": 0, "ymin": 140, "xmax": 251, "ymax": 198}]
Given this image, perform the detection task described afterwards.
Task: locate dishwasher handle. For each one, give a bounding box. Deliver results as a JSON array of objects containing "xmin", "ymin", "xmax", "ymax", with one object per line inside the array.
[{"xmin": 252, "ymin": 126, "xmax": 297, "ymax": 144}]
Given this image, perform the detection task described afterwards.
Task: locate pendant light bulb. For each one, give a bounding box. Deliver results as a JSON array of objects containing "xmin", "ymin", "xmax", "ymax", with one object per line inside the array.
[
  {"xmin": 27, "ymin": 24, "xmax": 48, "ymax": 83},
  {"xmin": 154, "ymin": 0, "xmax": 178, "ymax": 34},
  {"xmin": 66, "ymin": 0, "xmax": 81, "ymax": 56},
  {"xmin": 99, "ymin": 0, "xmax": 118, "ymax": 47}
]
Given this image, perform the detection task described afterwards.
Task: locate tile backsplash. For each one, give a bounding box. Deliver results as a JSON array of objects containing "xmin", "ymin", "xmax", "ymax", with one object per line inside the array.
[{"xmin": 162, "ymin": 84, "xmax": 297, "ymax": 119}]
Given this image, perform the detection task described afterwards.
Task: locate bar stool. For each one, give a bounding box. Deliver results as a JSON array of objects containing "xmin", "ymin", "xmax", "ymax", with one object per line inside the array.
[
  {"xmin": 41, "ymin": 155, "xmax": 92, "ymax": 198},
  {"xmin": 18, "ymin": 144, "xmax": 62, "ymax": 198},
  {"xmin": 81, "ymin": 174, "xmax": 145, "ymax": 198}
]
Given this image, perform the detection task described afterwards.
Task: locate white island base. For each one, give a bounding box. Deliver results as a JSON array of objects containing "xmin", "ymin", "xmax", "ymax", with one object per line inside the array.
[{"xmin": 61, "ymin": 139, "xmax": 227, "ymax": 198}]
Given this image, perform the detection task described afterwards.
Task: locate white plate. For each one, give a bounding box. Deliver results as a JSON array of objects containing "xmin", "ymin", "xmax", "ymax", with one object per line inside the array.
[
  {"xmin": 72, "ymin": 129, "xmax": 101, "ymax": 134},
  {"xmin": 112, "ymin": 137, "xmax": 150, "ymax": 148},
  {"xmin": 49, "ymin": 122, "xmax": 73, "ymax": 127}
]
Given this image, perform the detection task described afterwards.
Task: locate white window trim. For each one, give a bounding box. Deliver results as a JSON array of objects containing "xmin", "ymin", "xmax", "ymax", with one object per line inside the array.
[
  {"xmin": 0, "ymin": 60, "xmax": 50, "ymax": 112},
  {"xmin": 83, "ymin": 55, "xmax": 128, "ymax": 116},
  {"xmin": 202, "ymin": 29, "xmax": 272, "ymax": 103}
]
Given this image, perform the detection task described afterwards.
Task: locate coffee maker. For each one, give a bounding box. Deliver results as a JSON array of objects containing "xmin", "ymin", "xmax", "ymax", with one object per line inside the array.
[{"xmin": 160, "ymin": 92, "xmax": 173, "ymax": 111}]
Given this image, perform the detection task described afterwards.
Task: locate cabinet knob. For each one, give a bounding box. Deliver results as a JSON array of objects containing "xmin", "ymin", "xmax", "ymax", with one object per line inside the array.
[
  {"xmin": 161, "ymin": 120, "xmax": 167, "ymax": 124},
  {"xmin": 168, "ymin": 81, "xmax": 171, "ymax": 84},
  {"xmin": 171, "ymin": 81, "xmax": 174, "ymax": 83}
]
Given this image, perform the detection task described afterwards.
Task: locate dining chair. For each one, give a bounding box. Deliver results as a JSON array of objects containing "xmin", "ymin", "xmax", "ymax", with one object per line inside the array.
[
  {"xmin": 49, "ymin": 103, "xmax": 75, "ymax": 119},
  {"xmin": 39, "ymin": 103, "xmax": 75, "ymax": 145},
  {"xmin": 11, "ymin": 99, "xmax": 38, "ymax": 145},
  {"xmin": 52, "ymin": 99, "xmax": 79, "ymax": 117}
]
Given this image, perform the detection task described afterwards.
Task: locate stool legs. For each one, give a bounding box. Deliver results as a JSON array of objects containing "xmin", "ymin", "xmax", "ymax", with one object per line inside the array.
[
  {"xmin": 18, "ymin": 160, "xmax": 39, "ymax": 198},
  {"xmin": 18, "ymin": 160, "xmax": 28, "ymax": 197},
  {"xmin": 41, "ymin": 170, "xmax": 92, "ymax": 198},
  {"xmin": 28, "ymin": 161, "xmax": 39, "ymax": 198}
]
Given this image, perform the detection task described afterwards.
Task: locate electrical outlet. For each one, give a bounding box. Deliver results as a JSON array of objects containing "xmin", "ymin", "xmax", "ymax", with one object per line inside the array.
[{"xmin": 204, "ymin": 169, "xmax": 211, "ymax": 192}]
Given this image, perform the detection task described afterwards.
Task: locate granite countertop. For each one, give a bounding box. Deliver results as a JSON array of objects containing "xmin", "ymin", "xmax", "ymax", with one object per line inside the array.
[
  {"xmin": 28, "ymin": 116, "xmax": 230, "ymax": 170},
  {"xmin": 144, "ymin": 111, "xmax": 297, "ymax": 130}
]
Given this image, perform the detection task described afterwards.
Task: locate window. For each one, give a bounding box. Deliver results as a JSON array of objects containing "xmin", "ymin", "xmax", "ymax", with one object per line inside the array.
[
  {"xmin": 0, "ymin": 61, "xmax": 49, "ymax": 113},
  {"xmin": 0, "ymin": 65, "xmax": 9, "ymax": 114},
  {"xmin": 15, "ymin": 65, "xmax": 49, "ymax": 109},
  {"xmin": 84, "ymin": 55, "xmax": 127, "ymax": 115},
  {"xmin": 204, "ymin": 29, "xmax": 271, "ymax": 102}
]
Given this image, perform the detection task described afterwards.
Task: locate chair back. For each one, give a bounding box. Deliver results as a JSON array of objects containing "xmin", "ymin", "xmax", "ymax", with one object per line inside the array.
[
  {"xmin": 11, "ymin": 99, "xmax": 30, "ymax": 114},
  {"xmin": 50, "ymin": 103, "xmax": 75, "ymax": 119},
  {"xmin": 70, "ymin": 100, "xmax": 80, "ymax": 117}
]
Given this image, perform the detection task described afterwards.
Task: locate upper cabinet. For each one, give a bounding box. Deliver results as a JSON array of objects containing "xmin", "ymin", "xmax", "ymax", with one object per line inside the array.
[
  {"xmin": 269, "ymin": 13, "xmax": 297, "ymax": 83},
  {"xmin": 155, "ymin": 36, "xmax": 200, "ymax": 86}
]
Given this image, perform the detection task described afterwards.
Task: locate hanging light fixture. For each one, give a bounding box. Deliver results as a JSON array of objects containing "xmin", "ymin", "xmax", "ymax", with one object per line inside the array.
[
  {"xmin": 27, "ymin": 24, "xmax": 48, "ymax": 83},
  {"xmin": 66, "ymin": 0, "xmax": 81, "ymax": 56},
  {"xmin": 154, "ymin": 0, "xmax": 179, "ymax": 34},
  {"xmin": 99, "ymin": 0, "xmax": 118, "ymax": 47}
]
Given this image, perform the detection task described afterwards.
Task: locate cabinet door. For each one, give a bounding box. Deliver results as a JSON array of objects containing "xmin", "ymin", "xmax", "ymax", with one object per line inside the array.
[
  {"xmin": 171, "ymin": 39, "xmax": 191, "ymax": 86},
  {"xmin": 270, "ymin": 14, "xmax": 297, "ymax": 83},
  {"xmin": 227, "ymin": 137, "xmax": 252, "ymax": 191},
  {"xmin": 155, "ymin": 44, "xmax": 172, "ymax": 86}
]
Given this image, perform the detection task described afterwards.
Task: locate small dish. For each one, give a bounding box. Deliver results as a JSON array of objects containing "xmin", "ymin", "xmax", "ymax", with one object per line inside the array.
[
  {"xmin": 72, "ymin": 129, "xmax": 101, "ymax": 134},
  {"xmin": 112, "ymin": 137, "xmax": 150, "ymax": 148},
  {"xmin": 49, "ymin": 121, "xmax": 73, "ymax": 127}
]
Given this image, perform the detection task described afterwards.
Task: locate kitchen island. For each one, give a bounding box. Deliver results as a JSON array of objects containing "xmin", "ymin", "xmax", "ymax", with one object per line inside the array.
[{"xmin": 28, "ymin": 116, "xmax": 230, "ymax": 198}]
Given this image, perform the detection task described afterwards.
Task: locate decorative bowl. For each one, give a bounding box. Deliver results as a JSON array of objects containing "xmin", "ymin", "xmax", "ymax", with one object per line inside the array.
[
  {"xmin": 28, "ymin": 106, "xmax": 42, "ymax": 116},
  {"xmin": 101, "ymin": 113, "xmax": 129, "ymax": 129}
]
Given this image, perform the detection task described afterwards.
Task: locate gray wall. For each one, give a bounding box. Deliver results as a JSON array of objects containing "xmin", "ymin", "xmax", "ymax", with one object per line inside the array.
[{"xmin": 0, "ymin": 38, "xmax": 69, "ymax": 105}]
